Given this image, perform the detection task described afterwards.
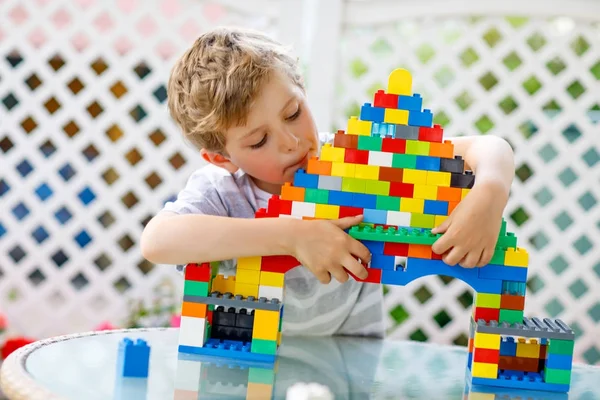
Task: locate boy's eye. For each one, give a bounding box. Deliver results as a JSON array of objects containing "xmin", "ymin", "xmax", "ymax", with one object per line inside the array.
[
  {"xmin": 286, "ymin": 106, "xmax": 301, "ymax": 121},
  {"xmin": 250, "ymin": 135, "xmax": 267, "ymax": 149}
]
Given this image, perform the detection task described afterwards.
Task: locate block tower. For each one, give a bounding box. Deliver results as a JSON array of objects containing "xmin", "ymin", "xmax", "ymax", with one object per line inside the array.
[{"xmin": 177, "ymin": 68, "xmax": 575, "ymax": 393}]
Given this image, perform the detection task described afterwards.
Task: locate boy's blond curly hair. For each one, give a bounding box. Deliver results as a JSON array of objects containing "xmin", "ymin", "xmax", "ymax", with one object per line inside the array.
[{"xmin": 167, "ymin": 27, "xmax": 304, "ymax": 153}]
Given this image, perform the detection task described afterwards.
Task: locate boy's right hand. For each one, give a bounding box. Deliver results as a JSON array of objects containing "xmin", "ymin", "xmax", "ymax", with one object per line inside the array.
[{"xmin": 290, "ymin": 215, "xmax": 371, "ymax": 284}]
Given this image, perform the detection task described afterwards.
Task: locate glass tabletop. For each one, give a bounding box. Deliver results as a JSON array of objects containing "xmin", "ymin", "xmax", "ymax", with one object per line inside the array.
[{"xmin": 22, "ymin": 328, "xmax": 600, "ymax": 399}]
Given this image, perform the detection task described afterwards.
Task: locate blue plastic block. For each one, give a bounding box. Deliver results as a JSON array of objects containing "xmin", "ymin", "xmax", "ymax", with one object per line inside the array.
[
  {"xmin": 363, "ymin": 208, "xmax": 388, "ymax": 225},
  {"xmin": 179, "ymin": 339, "xmax": 276, "ymax": 364},
  {"xmin": 545, "ymin": 353, "xmax": 573, "ymax": 370},
  {"xmin": 424, "ymin": 200, "xmax": 448, "ymax": 215},
  {"xmin": 372, "ymin": 122, "xmax": 396, "ymax": 137},
  {"xmin": 467, "ymin": 351, "xmax": 473, "ymax": 369},
  {"xmin": 478, "ymin": 264, "xmax": 528, "ymax": 282},
  {"xmin": 293, "ymin": 169, "xmax": 318, "ymax": 189},
  {"xmin": 362, "ymin": 240, "xmax": 384, "ymax": 255},
  {"xmin": 502, "ymin": 281, "xmax": 526, "ymax": 296},
  {"xmin": 408, "ymin": 109, "xmax": 433, "ymax": 127},
  {"xmin": 499, "ymin": 337, "xmax": 517, "ymax": 356},
  {"xmin": 397, "ymin": 94, "xmax": 422, "ymax": 111},
  {"xmin": 328, "ymin": 190, "xmax": 355, "ymax": 207},
  {"xmin": 467, "ymin": 369, "xmax": 570, "ymax": 393},
  {"xmin": 352, "ymin": 193, "xmax": 377, "ymax": 209},
  {"xmin": 415, "ymin": 155, "xmax": 440, "ymax": 171},
  {"xmin": 360, "ymin": 103, "xmax": 385, "ymax": 123},
  {"xmin": 381, "ymin": 258, "xmax": 503, "ymax": 293},
  {"xmin": 370, "ymin": 254, "xmax": 396, "ymax": 270},
  {"xmin": 117, "ymin": 338, "xmax": 150, "ymax": 378}
]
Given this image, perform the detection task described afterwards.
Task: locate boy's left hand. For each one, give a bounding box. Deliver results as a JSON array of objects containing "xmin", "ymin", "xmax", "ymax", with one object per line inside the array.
[{"xmin": 431, "ymin": 181, "xmax": 508, "ymax": 268}]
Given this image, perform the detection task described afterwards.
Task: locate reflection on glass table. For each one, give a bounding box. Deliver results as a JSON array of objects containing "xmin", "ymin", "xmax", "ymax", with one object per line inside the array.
[{"xmin": 16, "ymin": 328, "xmax": 600, "ymax": 399}]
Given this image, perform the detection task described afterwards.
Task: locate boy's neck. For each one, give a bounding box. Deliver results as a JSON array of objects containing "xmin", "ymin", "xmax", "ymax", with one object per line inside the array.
[{"xmin": 251, "ymin": 176, "xmax": 282, "ymax": 195}]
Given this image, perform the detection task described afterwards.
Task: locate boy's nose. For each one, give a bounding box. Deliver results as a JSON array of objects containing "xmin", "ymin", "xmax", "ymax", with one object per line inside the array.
[{"xmin": 281, "ymin": 131, "xmax": 300, "ymax": 152}]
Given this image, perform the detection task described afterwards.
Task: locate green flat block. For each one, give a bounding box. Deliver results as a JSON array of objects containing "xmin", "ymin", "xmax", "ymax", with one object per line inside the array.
[
  {"xmin": 358, "ymin": 135, "xmax": 382, "ymax": 151},
  {"xmin": 365, "ymin": 180, "xmax": 390, "ymax": 196},
  {"xmin": 544, "ymin": 367, "xmax": 572, "ymax": 385},
  {"xmin": 405, "ymin": 140, "xmax": 430, "ymax": 156},
  {"xmin": 548, "ymin": 339, "xmax": 575, "ymax": 355},
  {"xmin": 305, "ymin": 188, "xmax": 329, "ymax": 204},
  {"xmin": 349, "ymin": 225, "xmax": 440, "ymax": 245},
  {"xmin": 392, "ymin": 153, "xmax": 417, "ymax": 169},
  {"xmin": 248, "ymin": 367, "xmax": 276, "ymax": 384},
  {"xmin": 410, "ymin": 213, "xmax": 435, "ymax": 229},
  {"xmin": 251, "ymin": 339, "xmax": 278, "ymax": 355},
  {"xmin": 341, "ymin": 178, "xmax": 366, "ymax": 193},
  {"xmin": 184, "ymin": 280, "xmax": 209, "ymax": 297},
  {"xmin": 499, "ymin": 309, "xmax": 523, "ymax": 324},
  {"xmin": 376, "ymin": 195, "xmax": 401, "ymax": 211}
]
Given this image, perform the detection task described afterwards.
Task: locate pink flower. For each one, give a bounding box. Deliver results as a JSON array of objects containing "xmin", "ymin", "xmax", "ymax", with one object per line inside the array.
[
  {"xmin": 94, "ymin": 321, "xmax": 116, "ymax": 331},
  {"xmin": 170, "ymin": 314, "xmax": 181, "ymax": 327},
  {"xmin": 0, "ymin": 313, "xmax": 6, "ymax": 330}
]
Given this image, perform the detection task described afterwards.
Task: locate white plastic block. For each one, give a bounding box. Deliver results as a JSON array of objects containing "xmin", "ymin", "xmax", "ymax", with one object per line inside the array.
[
  {"xmin": 368, "ymin": 150, "xmax": 393, "ymax": 167},
  {"xmin": 386, "ymin": 211, "xmax": 411, "ymax": 227},
  {"xmin": 291, "ymin": 201, "xmax": 316, "ymax": 218},
  {"xmin": 259, "ymin": 285, "xmax": 285, "ymax": 302},
  {"xmin": 178, "ymin": 316, "xmax": 206, "ymax": 347}
]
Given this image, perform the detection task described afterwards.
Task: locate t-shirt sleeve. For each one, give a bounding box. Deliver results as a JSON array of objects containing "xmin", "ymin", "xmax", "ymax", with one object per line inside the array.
[{"xmin": 160, "ymin": 168, "xmax": 228, "ymax": 217}]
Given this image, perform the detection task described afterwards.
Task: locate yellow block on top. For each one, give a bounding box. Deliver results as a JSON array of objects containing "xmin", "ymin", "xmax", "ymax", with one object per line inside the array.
[
  {"xmin": 347, "ymin": 116, "xmax": 372, "ymax": 136},
  {"xmin": 236, "ymin": 268, "xmax": 260, "ymax": 285},
  {"xmin": 516, "ymin": 339, "xmax": 540, "ymax": 358},
  {"xmin": 384, "ymin": 108, "xmax": 409, "ymax": 125},
  {"xmin": 387, "ymin": 68, "xmax": 412, "ymax": 96},
  {"xmin": 504, "ymin": 247, "xmax": 528, "ymax": 267},
  {"xmin": 473, "ymin": 332, "xmax": 501, "ymax": 350},
  {"xmin": 315, "ymin": 204, "xmax": 340, "ymax": 219},
  {"xmin": 253, "ymin": 309, "xmax": 280, "ymax": 341},
  {"xmin": 237, "ymin": 256, "xmax": 261, "ymax": 270},
  {"xmin": 212, "ymin": 274, "xmax": 236, "ymax": 294},
  {"xmin": 320, "ymin": 144, "xmax": 345, "ymax": 162}
]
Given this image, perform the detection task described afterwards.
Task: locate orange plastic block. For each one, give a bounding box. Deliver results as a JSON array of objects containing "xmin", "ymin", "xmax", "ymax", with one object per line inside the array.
[
  {"xmin": 437, "ymin": 186, "xmax": 462, "ymax": 202},
  {"xmin": 429, "ymin": 140, "xmax": 454, "ymax": 158},
  {"xmin": 181, "ymin": 302, "xmax": 207, "ymax": 318},
  {"xmin": 280, "ymin": 183, "xmax": 305, "ymax": 202},
  {"xmin": 408, "ymin": 244, "xmax": 432, "ymax": 259},
  {"xmin": 448, "ymin": 201, "xmax": 459, "ymax": 214},
  {"xmin": 307, "ymin": 157, "xmax": 332, "ymax": 175},
  {"xmin": 247, "ymin": 383, "xmax": 274, "ymax": 399}
]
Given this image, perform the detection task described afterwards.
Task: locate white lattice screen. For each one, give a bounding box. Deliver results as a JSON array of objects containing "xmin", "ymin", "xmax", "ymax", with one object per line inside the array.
[{"xmin": 1, "ymin": 0, "xmax": 599, "ymax": 366}]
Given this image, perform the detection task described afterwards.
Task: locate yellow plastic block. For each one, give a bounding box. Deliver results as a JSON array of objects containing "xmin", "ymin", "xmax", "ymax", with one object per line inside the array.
[
  {"xmin": 277, "ymin": 331, "xmax": 282, "ymax": 345},
  {"xmin": 384, "ymin": 108, "xmax": 409, "ymax": 125},
  {"xmin": 236, "ymin": 268, "xmax": 260, "ymax": 285},
  {"xmin": 365, "ymin": 180, "xmax": 390, "ymax": 196},
  {"xmin": 413, "ymin": 184, "xmax": 438, "ymax": 200},
  {"xmin": 427, "ymin": 171, "xmax": 451, "ymax": 187},
  {"xmin": 466, "ymin": 393, "xmax": 496, "ymax": 400},
  {"xmin": 471, "ymin": 362, "xmax": 499, "ymax": 379},
  {"xmin": 405, "ymin": 140, "xmax": 430, "ymax": 156},
  {"xmin": 434, "ymin": 215, "xmax": 447, "ymax": 227},
  {"xmin": 315, "ymin": 204, "xmax": 340, "ymax": 219},
  {"xmin": 237, "ymin": 256, "xmax": 262, "ymax": 270},
  {"xmin": 212, "ymin": 275, "xmax": 236, "ymax": 294},
  {"xmin": 402, "ymin": 169, "xmax": 428, "ymax": 185},
  {"xmin": 347, "ymin": 116, "xmax": 372, "ymax": 136},
  {"xmin": 516, "ymin": 338, "xmax": 540, "ymax": 358},
  {"xmin": 260, "ymin": 271, "xmax": 285, "ymax": 287},
  {"xmin": 474, "ymin": 332, "xmax": 501, "ymax": 350},
  {"xmin": 474, "ymin": 293, "xmax": 501, "ymax": 308},
  {"xmin": 504, "ymin": 247, "xmax": 528, "ymax": 267},
  {"xmin": 387, "ymin": 68, "xmax": 412, "ymax": 96},
  {"xmin": 235, "ymin": 282, "xmax": 259, "ymax": 298},
  {"xmin": 400, "ymin": 198, "xmax": 424, "ymax": 213},
  {"xmin": 331, "ymin": 162, "xmax": 356, "ymax": 178},
  {"xmin": 253, "ymin": 309, "xmax": 280, "ymax": 341},
  {"xmin": 354, "ymin": 164, "xmax": 380, "ymax": 180},
  {"xmin": 461, "ymin": 188, "xmax": 471, "ymax": 199},
  {"xmin": 320, "ymin": 144, "xmax": 345, "ymax": 162}
]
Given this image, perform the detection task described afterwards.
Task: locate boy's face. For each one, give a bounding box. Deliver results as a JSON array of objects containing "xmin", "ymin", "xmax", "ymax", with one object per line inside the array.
[{"xmin": 204, "ymin": 70, "xmax": 319, "ymax": 194}]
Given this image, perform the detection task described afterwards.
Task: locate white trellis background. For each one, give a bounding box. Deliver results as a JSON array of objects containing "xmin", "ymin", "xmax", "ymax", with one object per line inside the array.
[{"xmin": 1, "ymin": 0, "xmax": 599, "ymax": 365}]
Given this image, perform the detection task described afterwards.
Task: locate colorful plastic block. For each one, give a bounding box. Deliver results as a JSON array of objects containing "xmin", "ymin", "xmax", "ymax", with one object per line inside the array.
[{"xmin": 117, "ymin": 338, "xmax": 150, "ymax": 378}]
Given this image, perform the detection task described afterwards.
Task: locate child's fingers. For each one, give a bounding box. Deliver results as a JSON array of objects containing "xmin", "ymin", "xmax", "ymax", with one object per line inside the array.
[
  {"xmin": 342, "ymin": 254, "xmax": 368, "ymax": 280},
  {"xmin": 442, "ymin": 246, "xmax": 466, "ymax": 266},
  {"xmin": 432, "ymin": 234, "xmax": 452, "ymax": 255},
  {"xmin": 329, "ymin": 265, "xmax": 349, "ymax": 283},
  {"xmin": 476, "ymin": 248, "xmax": 494, "ymax": 267},
  {"xmin": 431, "ymin": 216, "xmax": 451, "ymax": 234},
  {"xmin": 459, "ymin": 249, "xmax": 483, "ymax": 269}
]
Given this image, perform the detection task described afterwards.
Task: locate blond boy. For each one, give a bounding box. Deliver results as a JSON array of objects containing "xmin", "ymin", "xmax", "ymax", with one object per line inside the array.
[{"xmin": 141, "ymin": 27, "xmax": 515, "ymax": 337}]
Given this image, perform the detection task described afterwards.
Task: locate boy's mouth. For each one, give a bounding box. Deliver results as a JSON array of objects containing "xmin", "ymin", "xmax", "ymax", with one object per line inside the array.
[{"xmin": 287, "ymin": 152, "xmax": 309, "ymax": 171}]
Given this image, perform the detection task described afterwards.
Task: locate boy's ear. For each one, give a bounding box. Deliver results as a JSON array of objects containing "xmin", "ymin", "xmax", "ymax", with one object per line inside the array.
[{"xmin": 200, "ymin": 149, "xmax": 239, "ymax": 174}]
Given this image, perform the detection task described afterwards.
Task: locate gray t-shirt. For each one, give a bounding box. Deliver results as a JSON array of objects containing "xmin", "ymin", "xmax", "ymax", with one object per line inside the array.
[{"xmin": 161, "ymin": 134, "xmax": 384, "ymax": 337}]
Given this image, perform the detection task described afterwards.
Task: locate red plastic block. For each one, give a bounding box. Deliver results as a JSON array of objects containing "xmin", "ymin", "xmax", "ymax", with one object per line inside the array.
[
  {"xmin": 255, "ymin": 208, "xmax": 269, "ymax": 218},
  {"xmin": 347, "ymin": 266, "xmax": 382, "ymax": 284},
  {"xmin": 344, "ymin": 148, "xmax": 369, "ymax": 164},
  {"xmin": 540, "ymin": 344, "xmax": 547, "ymax": 359},
  {"xmin": 474, "ymin": 347, "xmax": 500, "ymax": 364},
  {"xmin": 261, "ymin": 255, "xmax": 300, "ymax": 273},
  {"xmin": 379, "ymin": 167, "xmax": 404, "ymax": 183},
  {"xmin": 339, "ymin": 206, "xmax": 363, "ymax": 218},
  {"xmin": 268, "ymin": 195, "xmax": 292, "ymax": 216},
  {"xmin": 382, "ymin": 138, "xmax": 406, "ymax": 153},
  {"xmin": 334, "ymin": 131, "xmax": 358, "ymax": 149},
  {"xmin": 473, "ymin": 306, "xmax": 500, "ymax": 323},
  {"xmin": 383, "ymin": 242, "xmax": 409, "ymax": 256},
  {"xmin": 431, "ymin": 251, "xmax": 443, "ymax": 260},
  {"xmin": 418, "ymin": 124, "xmax": 443, "ymax": 142},
  {"xmin": 500, "ymin": 294, "xmax": 525, "ymax": 311},
  {"xmin": 207, "ymin": 309, "xmax": 213, "ymax": 325},
  {"xmin": 389, "ymin": 182, "xmax": 414, "ymax": 197},
  {"xmin": 185, "ymin": 263, "xmax": 212, "ymax": 282},
  {"xmin": 374, "ymin": 90, "xmax": 399, "ymax": 109}
]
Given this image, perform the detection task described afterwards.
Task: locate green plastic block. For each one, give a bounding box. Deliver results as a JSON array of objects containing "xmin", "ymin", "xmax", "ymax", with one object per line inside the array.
[
  {"xmin": 474, "ymin": 293, "xmax": 501, "ymax": 308},
  {"xmin": 376, "ymin": 195, "xmax": 401, "ymax": 211},
  {"xmin": 251, "ymin": 339, "xmax": 278, "ymax": 355},
  {"xmin": 349, "ymin": 225, "xmax": 440, "ymax": 245},
  {"xmin": 410, "ymin": 213, "xmax": 435, "ymax": 229},
  {"xmin": 405, "ymin": 140, "xmax": 430, "ymax": 156},
  {"xmin": 548, "ymin": 339, "xmax": 575, "ymax": 355},
  {"xmin": 358, "ymin": 135, "xmax": 382, "ymax": 151},
  {"xmin": 184, "ymin": 280, "xmax": 209, "ymax": 297},
  {"xmin": 497, "ymin": 232, "xmax": 518, "ymax": 249},
  {"xmin": 341, "ymin": 178, "xmax": 366, "ymax": 193},
  {"xmin": 365, "ymin": 180, "xmax": 390, "ymax": 196},
  {"xmin": 544, "ymin": 367, "xmax": 572, "ymax": 385},
  {"xmin": 499, "ymin": 309, "xmax": 523, "ymax": 324},
  {"xmin": 392, "ymin": 153, "xmax": 417, "ymax": 169},
  {"xmin": 305, "ymin": 188, "xmax": 329, "ymax": 204},
  {"xmin": 499, "ymin": 219, "xmax": 507, "ymax": 236},
  {"xmin": 248, "ymin": 367, "xmax": 276, "ymax": 384},
  {"xmin": 489, "ymin": 249, "xmax": 506, "ymax": 265}
]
